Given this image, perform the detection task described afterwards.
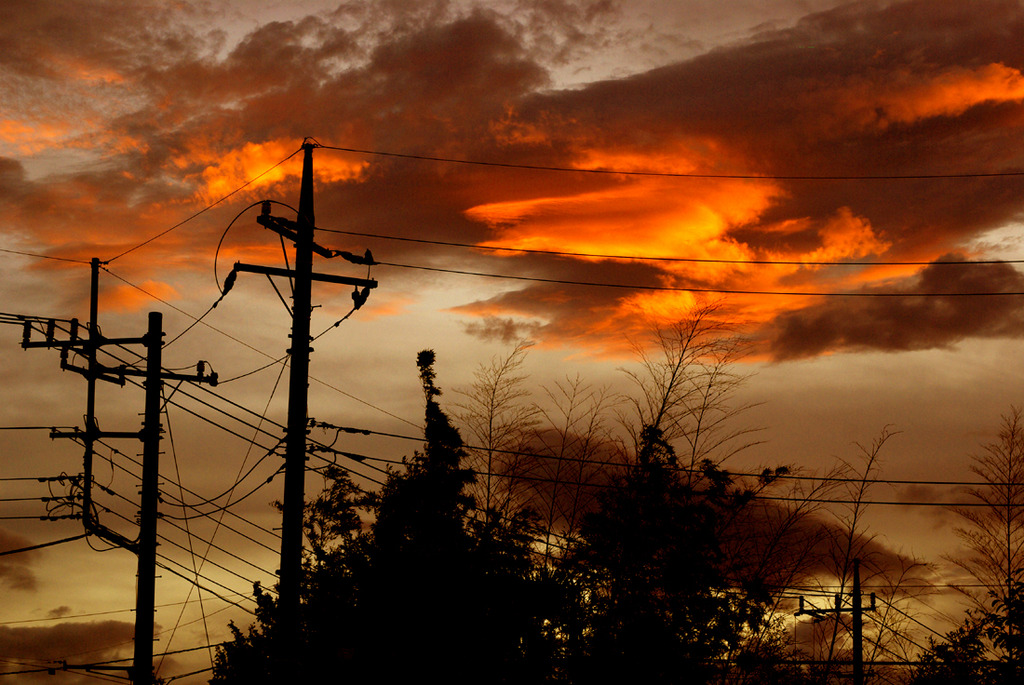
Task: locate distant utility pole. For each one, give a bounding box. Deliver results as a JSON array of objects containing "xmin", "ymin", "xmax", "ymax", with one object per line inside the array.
[
  {"xmin": 795, "ymin": 558, "xmax": 876, "ymax": 685},
  {"xmin": 229, "ymin": 139, "xmax": 377, "ymax": 676},
  {"xmin": 24, "ymin": 268, "xmax": 218, "ymax": 685}
]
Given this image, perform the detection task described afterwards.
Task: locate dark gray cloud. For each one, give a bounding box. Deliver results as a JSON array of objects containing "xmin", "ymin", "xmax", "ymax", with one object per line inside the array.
[
  {"xmin": 0, "ymin": 528, "xmax": 38, "ymax": 590},
  {"xmin": 766, "ymin": 256, "xmax": 1024, "ymax": 359},
  {"xmin": 0, "ymin": 620, "xmax": 134, "ymax": 684}
]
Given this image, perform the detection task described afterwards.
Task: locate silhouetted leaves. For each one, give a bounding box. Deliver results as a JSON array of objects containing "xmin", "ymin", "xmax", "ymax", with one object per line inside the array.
[
  {"xmin": 214, "ymin": 345, "xmax": 789, "ymax": 684},
  {"xmin": 560, "ymin": 425, "xmax": 766, "ymax": 685}
]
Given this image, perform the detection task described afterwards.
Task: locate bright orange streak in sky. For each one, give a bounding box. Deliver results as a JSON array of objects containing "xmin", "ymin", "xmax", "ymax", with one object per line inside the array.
[
  {"xmin": 468, "ymin": 176, "xmax": 778, "ymax": 259},
  {"xmin": 463, "ymin": 170, "xmax": 869, "ymax": 337},
  {"xmin": 809, "ymin": 62, "xmax": 1024, "ymax": 134},
  {"xmin": 105, "ymin": 279, "xmax": 179, "ymax": 312},
  {"xmin": 0, "ymin": 119, "xmax": 71, "ymax": 155},
  {"xmin": 184, "ymin": 140, "xmax": 367, "ymax": 204},
  {"xmin": 872, "ymin": 62, "xmax": 1024, "ymax": 125}
]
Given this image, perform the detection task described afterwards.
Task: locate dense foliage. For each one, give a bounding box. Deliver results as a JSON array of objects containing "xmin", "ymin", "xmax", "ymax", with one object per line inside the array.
[
  {"xmin": 214, "ymin": 333, "xmax": 1024, "ymax": 683},
  {"xmin": 212, "ymin": 348, "xmax": 775, "ymax": 684}
]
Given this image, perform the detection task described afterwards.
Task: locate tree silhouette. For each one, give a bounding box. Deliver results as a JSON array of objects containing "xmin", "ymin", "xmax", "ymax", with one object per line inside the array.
[
  {"xmin": 455, "ymin": 340, "xmax": 541, "ymax": 518},
  {"xmin": 912, "ymin": 408, "xmax": 1024, "ymax": 684},
  {"xmin": 213, "ymin": 351, "xmax": 544, "ymax": 683},
  {"xmin": 213, "ymin": 328, "xmax": 811, "ymax": 684},
  {"xmin": 211, "ymin": 464, "xmax": 365, "ymax": 684},
  {"xmin": 562, "ymin": 425, "xmax": 767, "ymax": 685},
  {"xmin": 911, "ymin": 575, "xmax": 1024, "ymax": 684},
  {"xmin": 948, "ymin": 408, "xmax": 1024, "ymax": 631}
]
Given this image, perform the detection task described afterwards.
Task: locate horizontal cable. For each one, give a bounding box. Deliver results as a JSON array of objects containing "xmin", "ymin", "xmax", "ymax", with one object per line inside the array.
[
  {"xmin": 312, "ymin": 421, "xmax": 1018, "ymax": 488},
  {"xmin": 320, "ymin": 228, "xmax": 1024, "ymax": 267},
  {"xmin": 97, "ymin": 268, "xmax": 417, "ymax": 427},
  {"xmin": 98, "ymin": 441, "xmax": 280, "ymax": 549},
  {"xmin": 315, "ymin": 142, "xmax": 1024, "ymax": 181},
  {"xmin": 378, "ymin": 260, "xmax": 1024, "ymax": 297},
  {"xmin": 0, "ymin": 534, "xmax": 87, "ymax": 557},
  {"xmin": 0, "ymin": 246, "xmax": 91, "ymax": 264},
  {"xmin": 0, "ymin": 595, "xmax": 249, "ymax": 626},
  {"xmin": 98, "ymin": 487, "xmax": 260, "ymax": 580},
  {"xmin": 106, "ymin": 146, "xmax": 302, "ymax": 263}
]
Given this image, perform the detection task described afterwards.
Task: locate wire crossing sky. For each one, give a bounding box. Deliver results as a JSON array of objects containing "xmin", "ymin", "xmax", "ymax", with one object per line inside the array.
[{"xmin": 6, "ymin": 1, "xmax": 1024, "ymax": 681}]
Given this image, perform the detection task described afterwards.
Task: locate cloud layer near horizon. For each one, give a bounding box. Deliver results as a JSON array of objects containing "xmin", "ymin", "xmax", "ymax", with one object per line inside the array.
[{"xmin": 4, "ymin": 0, "xmax": 1024, "ymax": 359}]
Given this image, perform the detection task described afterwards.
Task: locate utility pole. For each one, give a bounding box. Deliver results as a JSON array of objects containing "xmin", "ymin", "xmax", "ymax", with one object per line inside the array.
[
  {"xmin": 134, "ymin": 311, "xmax": 163, "ymax": 685},
  {"xmin": 24, "ymin": 272, "xmax": 218, "ymax": 685},
  {"xmin": 795, "ymin": 558, "xmax": 876, "ymax": 685},
  {"xmin": 279, "ymin": 141, "xmax": 315, "ymax": 663},
  {"xmin": 228, "ymin": 139, "xmax": 377, "ymax": 677},
  {"xmin": 852, "ymin": 558, "xmax": 864, "ymax": 685}
]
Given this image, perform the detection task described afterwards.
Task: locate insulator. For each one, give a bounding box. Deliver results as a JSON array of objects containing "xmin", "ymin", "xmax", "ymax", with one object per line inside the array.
[
  {"xmin": 352, "ymin": 286, "xmax": 370, "ymax": 309},
  {"xmin": 222, "ymin": 269, "xmax": 237, "ymax": 295}
]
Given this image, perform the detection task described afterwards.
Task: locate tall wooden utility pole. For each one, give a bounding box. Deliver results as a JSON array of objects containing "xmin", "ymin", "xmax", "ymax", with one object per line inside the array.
[
  {"xmin": 852, "ymin": 558, "xmax": 864, "ymax": 685},
  {"xmin": 28, "ymin": 300, "xmax": 217, "ymax": 685},
  {"xmin": 230, "ymin": 139, "xmax": 378, "ymax": 677},
  {"xmin": 795, "ymin": 558, "xmax": 876, "ymax": 685},
  {"xmin": 133, "ymin": 312, "xmax": 164, "ymax": 685},
  {"xmin": 279, "ymin": 142, "xmax": 315, "ymax": 657}
]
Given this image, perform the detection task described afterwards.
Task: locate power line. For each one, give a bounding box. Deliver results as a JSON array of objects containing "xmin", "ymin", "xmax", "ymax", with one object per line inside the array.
[
  {"xmin": 162, "ymin": 555, "xmax": 257, "ymax": 618},
  {"xmin": 90, "ymin": 496, "xmax": 260, "ymax": 610},
  {"xmin": 160, "ymin": 396, "xmax": 213, "ymax": 666},
  {"xmin": 354, "ymin": 454, "xmax": 999, "ymax": 508},
  {"xmin": 106, "ymin": 146, "xmax": 303, "ymax": 263},
  {"xmin": 96, "ymin": 484, "xmax": 277, "ymax": 586},
  {"xmin": 872, "ymin": 594, "xmax": 949, "ymax": 642},
  {"xmin": 0, "ymin": 514, "xmax": 80, "ymax": 521},
  {"xmin": 154, "ymin": 559, "xmax": 256, "ymax": 615},
  {"xmin": 98, "ymin": 440, "xmax": 280, "ymax": 551},
  {"xmin": 0, "ymin": 426, "xmax": 76, "ymax": 431},
  {"xmin": 306, "ymin": 432, "xmax": 997, "ymax": 508},
  {"xmin": 315, "ymin": 142, "xmax": 1024, "ymax": 181},
  {"xmin": 0, "ymin": 534, "xmax": 87, "ymax": 557},
  {"xmin": 320, "ymin": 228, "xmax": 1024, "ymax": 268},
  {"xmin": 0, "ymin": 475, "xmax": 80, "ymax": 482},
  {"xmin": 377, "ymin": 259, "xmax": 1024, "ymax": 297},
  {"xmin": 88, "ymin": 322, "xmax": 403, "ymax": 495},
  {"xmin": 0, "ymin": 596, "xmax": 250, "ymax": 626},
  {"xmin": 0, "ymin": 246, "xmax": 91, "ymax": 264},
  {"xmin": 311, "ymin": 421, "xmax": 1019, "ymax": 488},
  {"xmin": 100, "ymin": 266, "xmax": 417, "ymax": 427}
]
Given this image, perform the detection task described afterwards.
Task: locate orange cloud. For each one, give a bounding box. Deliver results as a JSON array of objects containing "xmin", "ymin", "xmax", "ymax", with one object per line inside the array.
[
  {"xmin": 462, "ymin": 169, "xmax": 897, "ymax": 345},
  {"xmin": 105, "ymin": 280, "xmax": 179, "ymax": 312},
  {"xmin": 489, "ymin": 105, "xmax": 557, "ymax": 146},
  {"xmin": 66, "ymin": 62, "xmax": 125, "ymax": 85},
  {"xmin": 186, "ymin": 140, "xmax": 368, "ymax": 204},
  {"xmin": 0, "ymin": 119, "xmax": 71, "ymax": 155},
  {"xmin": 820, "ymin": 62, "xmax": 1024, "ymax": 133},
  {"xmin": 467, "ymin": 176, "xmax": 779, "ymax": 264},
  {"xmin": 877, "ymin": 63, "xmax": 1024, "ymax": 124},
  {"xmin": 759, "ymin": 207, "xmax": 891, "ymax": 264}
]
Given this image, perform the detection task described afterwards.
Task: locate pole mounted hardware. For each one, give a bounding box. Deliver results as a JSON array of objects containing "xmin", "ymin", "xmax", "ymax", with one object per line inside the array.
[
  {"xmin": 229, "ymin": 141, "xmax": 379, "ymax": 679},
  {"xmin": 19, "ymin": 258, "xmax": 219, "ymax": 685},
  {"xmin": 795, "ymin": 559, "xmax": 876, "ymax": 685}
]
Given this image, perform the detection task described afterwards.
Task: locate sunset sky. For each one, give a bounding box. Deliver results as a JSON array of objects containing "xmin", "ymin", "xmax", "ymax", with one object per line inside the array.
[{"xmin": 4, "ymin": 0, "xmax": 1024, "ymax": 681}]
